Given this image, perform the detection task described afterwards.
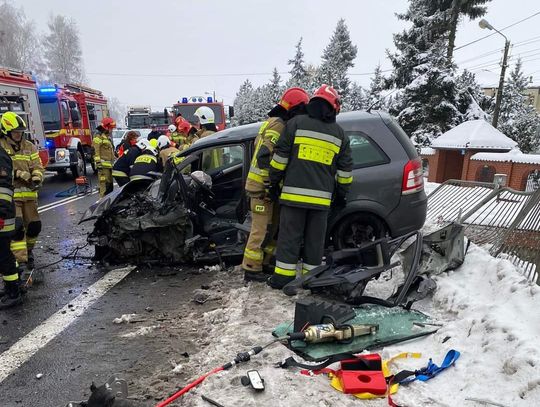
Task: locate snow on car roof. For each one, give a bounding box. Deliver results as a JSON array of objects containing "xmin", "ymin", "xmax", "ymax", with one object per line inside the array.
[
  {"xmin": 431, "ymin": 119, "xmax": 517, "ymax": 150},
  {"xmin": 471, "ymin": 150, "xmax": 540, "ymax": 165}
]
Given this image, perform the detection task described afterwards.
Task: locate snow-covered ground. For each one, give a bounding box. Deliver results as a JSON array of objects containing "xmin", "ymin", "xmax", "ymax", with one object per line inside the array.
[{"xmin": 121, "ymin": 181, "xmax": 540, "ymax": 407}]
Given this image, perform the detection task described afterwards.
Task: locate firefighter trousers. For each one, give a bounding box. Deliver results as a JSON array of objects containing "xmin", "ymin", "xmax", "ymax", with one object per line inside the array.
[
  {"xmin": 241, "ymin": 195, "xmax": 279, "ymax": 273},
  {"xmin": 1, "ymin": 236, "xmax": 18, "ymax": 284},
  {"xmin": 98, "ymin": 168, "xmax": 113, "ymax": 197},
  {"xmin": 11, "ymin": 200, "xmax": 41, "ymax": 264},
  {"xmin": 273, "ymin": 205, "xmax": 329, "ymax": 279}
]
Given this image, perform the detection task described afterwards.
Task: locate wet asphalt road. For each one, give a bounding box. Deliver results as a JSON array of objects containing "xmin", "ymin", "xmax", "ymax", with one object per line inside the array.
[{"xmin": 0, "ymin": 166, "xmax": 215, "ymax": 406}]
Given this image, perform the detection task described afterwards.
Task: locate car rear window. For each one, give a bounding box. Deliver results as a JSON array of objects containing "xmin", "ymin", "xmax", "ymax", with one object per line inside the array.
[{"xmin": 347, "ymin": 132, "xmax": 390, "ymax": 169}]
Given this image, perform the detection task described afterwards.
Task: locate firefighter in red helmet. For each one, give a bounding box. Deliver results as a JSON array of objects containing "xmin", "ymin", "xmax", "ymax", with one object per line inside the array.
[
  {"xmin": 93, "ymin": 117, "xmax": 116, "ymax": 197},
  {"xmin": 241, "ymin": 87, "xmax": 310, "ymax": 282},
  {"xmin": 267, "ymin": 84, "xmax": 353, "ymax": 289}
]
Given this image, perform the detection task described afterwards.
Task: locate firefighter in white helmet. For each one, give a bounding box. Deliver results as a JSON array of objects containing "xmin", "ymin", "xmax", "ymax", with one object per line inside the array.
[
  {"xmin": 194, "ymin": 106, "xmax": 216, "ymax": 139},
  {"xmin": 157, "ymin": 135, "xmax": 179, "ymax": 168}
]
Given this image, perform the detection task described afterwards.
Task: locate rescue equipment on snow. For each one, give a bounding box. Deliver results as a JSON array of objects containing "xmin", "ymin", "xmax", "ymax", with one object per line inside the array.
[{"xmin": 287, "ymin": 323, "xmax": 378, "ymax": 344}]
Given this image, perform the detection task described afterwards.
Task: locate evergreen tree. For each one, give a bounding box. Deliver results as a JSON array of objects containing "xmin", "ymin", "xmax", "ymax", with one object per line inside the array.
[
  {"xmin": 456, "ymin": 69, "xmax": 492, "ymax": 121},
  {"xmin": 366, "ymin": 64, "xmax": 386, "ymax": 110},
  {"xmin": 342, "ymin": 82, "xmax": 366, "ymax": 112},
  {"xmin": 317, "ymin": 19, "xmax": 358, "ymax": 99},
  {"xmin": 268, "ymin": 68, "xmax": 284, "ymax": 105},
  {"xmin": 498, "ymin": 59, "xmax": 540, "ymax": 153},
  {"xmin": 287, "ymin": 38, "xmax": 308, "ymax": 89},
  {"xmin": 447, "ymin": 0, "xmax": 491, "ymax": 61},
  {"xmin": 232, "ymin": 79, "xmax": 257, "ymax": 126}
]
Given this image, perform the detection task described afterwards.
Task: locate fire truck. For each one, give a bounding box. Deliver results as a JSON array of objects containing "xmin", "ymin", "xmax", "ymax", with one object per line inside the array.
[
  {"xmin": 172, "ymin": 96, "xmax": 232, "ymax": 131},
  {"xmin": 126, "ymin": 105, "xmax": 172, "ymax": 133},
  {"xmin": 0, "ymin": 67, "xmax": 49, "ymax": 166},
  {"xmin": 38, "ymin": 83, "xmax": 109, "ymax": 178}
]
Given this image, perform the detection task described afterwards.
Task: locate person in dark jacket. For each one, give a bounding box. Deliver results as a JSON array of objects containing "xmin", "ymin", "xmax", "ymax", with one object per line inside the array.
[
  {"xmin": 129, "ymin": 142, "xmax": 160, "ymax": 181},
  {"xmin": 0, "ymin": 120, "xmax": 22, "ymax": 309},
  {"xmin": 117, "ymin": 130, "xmax": 139, "ymax": 157},
  {"xmin": 267, "ymin": 84, "xmax": 353, "ymax": 289},
  {"xmin": 112, "ymin": 138, "xmax": 146, "ymax": 186},
  {"xmin": 147, "ymin": 124, "xmax": 162, "ymax": 141}
]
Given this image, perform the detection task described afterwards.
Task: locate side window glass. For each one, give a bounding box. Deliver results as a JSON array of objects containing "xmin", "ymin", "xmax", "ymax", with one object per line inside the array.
[
  {"xmin": 347, "ymin": 132, "xmax": 389, "ymax": 168},
  {"xmin": 61, "ymin": 101, "xmax": 70, "ymax": 126},
  {"xmin": 201, "ymin": 145, "xmax": 244, "ymax": 174}
]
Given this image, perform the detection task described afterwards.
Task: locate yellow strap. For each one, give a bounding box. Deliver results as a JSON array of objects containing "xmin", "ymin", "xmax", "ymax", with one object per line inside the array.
[{"xmin": 3, "ymin": 273, "xmax": 19, "ymax": 282}]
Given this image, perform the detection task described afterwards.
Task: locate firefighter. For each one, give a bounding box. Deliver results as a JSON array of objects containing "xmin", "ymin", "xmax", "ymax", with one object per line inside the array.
[
  {"xmin": 157, "ymin": 135, "xmax": 180, "ymax": 168},
  {"xmin": 0, "ymin": 120, "xmax": 22, "ymax": 309},
  {"xmin": 0, "ymin": 111, "xmax": 44, "ymax": 282},
  {"xmin": 194, "ymin": 106, "xmax": 217, "ymax": 139},
  {"xmin": 241, "ymin": 87, "xmax": 310, "ymax": 282},
  {"xmin": 147, "ymin": 124, "xmax": 161, "ymax": 141},
  {"xmin": 267, "ymin": 85, "xmax": 353, "ymax": 289},
  {"xmin": 172, "ymin": 117, "xmax": 191, "ymax": 150},
  {"xmin": 93, "ymin": 118, "xmax": 116, "ymax": 197},
  {"xmin": 112, "ymin": 137, "xmax": 146, "ymax": 186},
  {"xmin": 117, "ymin": 130, "xmax": 139, "ymax": 157},
  {"xmin": 129, "ymin": 141, "xmax": 160, "ymax": 181}
]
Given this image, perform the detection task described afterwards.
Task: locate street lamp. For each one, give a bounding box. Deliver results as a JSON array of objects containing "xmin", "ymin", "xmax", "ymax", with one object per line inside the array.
[{"xmin": 479, "ymin": 18, "xmax": 510, "ymax": 128}]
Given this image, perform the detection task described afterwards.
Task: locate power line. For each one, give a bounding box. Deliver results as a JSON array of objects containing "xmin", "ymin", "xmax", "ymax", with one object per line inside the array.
[
  {"xmin": 454, "ymin": 10, "xmax": 540, "ymax": 52},
  {"xmin": 456, "ymin": 37, "xmax": 540, "ymax": 65}
]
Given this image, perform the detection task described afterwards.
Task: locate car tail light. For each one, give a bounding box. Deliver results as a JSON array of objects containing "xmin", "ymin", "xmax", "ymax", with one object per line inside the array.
[{"xmin": 402, "ymin": 158, "xmax": 424, "ymax": 195}]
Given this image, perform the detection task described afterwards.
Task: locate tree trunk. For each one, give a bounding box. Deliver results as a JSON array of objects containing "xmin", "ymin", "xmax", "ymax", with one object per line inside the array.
[{"xmin": 447, "ymin": 0, "xmax": 461, "ymax": 62}]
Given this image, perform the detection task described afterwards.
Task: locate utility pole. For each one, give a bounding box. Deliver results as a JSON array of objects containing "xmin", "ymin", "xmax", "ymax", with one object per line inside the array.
[
  {"xmin": 492, "ymin": 40, "xmax": 510, "ymax": 128},
  {"xmin": 479, "ymin": 19, "xmax": 511, "ymax": 128}
]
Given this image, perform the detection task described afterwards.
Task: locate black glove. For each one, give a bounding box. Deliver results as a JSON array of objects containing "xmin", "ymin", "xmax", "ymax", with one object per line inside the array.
[
  {"xmin": 333, "ymin": 194, "xmax": 347, "ymax": 209},
  {"xmin": 268, "ymin": 184, "xmax": 280, "ymax": 202}
]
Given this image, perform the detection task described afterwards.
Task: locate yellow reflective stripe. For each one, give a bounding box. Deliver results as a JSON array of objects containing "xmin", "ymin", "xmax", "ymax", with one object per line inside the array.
[
  {"xmin": 270, "ymin": 159, "xmax": 286, "ymax": 171},
  {"xmin": 3, "ymin": 273, "xmax": 19, "ymax": 282},
  {"xmin": 13, "ymin": 154, "xmax": 30, "ymax": 161},
  {"xmin": 282, "ymin": 186, "xmax": 332, "ymax": 199},
  {"xmin": 294, "ymin": 136, "xmax": 340, "ymax": 154},
  {"xmin": 94, "ymin": 156, "xmax": 101, "ymax": 161},
  {"xmin": 280, "ymin": 193, "xmax": 331, "ymax": 207},
  {"xmin": 265, "ymin": 129, "xmax": 281, "ymax": 143},
  {"xmin": 130, "ymin": 175, "xmax": 153, "ymax": 181},
  {"xmin": 10, "ymin": 241, "xmax": 27, "ymax": 250},
  {"xmin": 100, "ymin": 162, "xmax": 113, "ymax": 168},
  {"xmin": 258, "ymin": 121, "xmax": 269, "ymax": 135},
  {"xmin": 112, "ymin": 170, "xmax": 128, "ymax": 177},
  {"xmin": 263, "ymin": 244, "xmax": 275, "ymax": 254},
  {"xmin": 275, "ymin": 261, "xmax": 297, "ymax": 277},
  {"xmin": 272, "ymin": 154, "xmax": 288, "ymax": 165},
  {"xmin": 173, "ymin": 156, "xmax": 185, "ymax": 165},
  {"xmin": 30, "ymin": 153, "xmax": 40, "ymax": 160},
  {"xmin": 93, "ymin": 138, "xmax": 102, "ymax": 144},
  {"xmin": 337, "ymin": 175, "xmax": 353, "ymax": 184},
  {"xmin": 249, "ymin": 166, "xmax": 268, "ymax": 176},
  {"xmin": 26, "ymin": 237, "xmax": 37, "ymax": 244},
  {"xmin": 14, "ymin": 191, "xmax": 38, "ymax": 199},
  {"xmin": 247, "ymin": 172, "xmax": 264, "ymax": 183},
  {"xmin": 31, "ymin": 170, "xmax": 43, "ymax": 178},
  {"xmin": 337, "ymin": 170, "xmax": 352, "ymax": 178},
  {"xmin": 244, "ymin": 248, "xmax": 263, "ymax": 261},
  {"xmin": 297, "ymin": 130, "xmax": 342, "ymax": 148},
  {"xmin": 0, "ymin": 187, "xmax": 13, "ymax": 196},
  {"xmin": 135, "ymin": 155, "xmax": 157, "ymax": 164},
  {"xmin": 0, "ymin": 193, "xmax": 13, "ymax": 202}
]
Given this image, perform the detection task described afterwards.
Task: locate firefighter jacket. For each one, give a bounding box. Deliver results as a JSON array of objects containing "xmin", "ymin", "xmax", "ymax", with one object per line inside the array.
[
  {"xmin": 159, "ymin": 146, "xmax": 180, "ymax": 168},
  {"xmin": 93, "ymin": 133, "xmax": 115, "ymax": 169},
  {"xmin": 269, "ymin": 114, "xmax": 353, "ymax": 210},
  {"xmin": 245, "ymin": 117, "xmax": 285, "ymax": 195},
  {"xmin": 0, "ymin": 137, "xmax": 44, "ymax": 202},
  {"xmin": 0, "ymin": 144, "xmax": 15, "ymax": 235},
  {"xmin": 112, "ymin": 146, "xmax": 142, "ymax": 178},
  {"xmin": 170, "ymin": 132, "xmax": 187, "ymax": 148},
  {"xmin": 196, "ymin": 128, "xmax": 215, "ymax": 139},
  {"xmin": 130, "ymin": 152, "xmax": 160, "ymax": 181}
]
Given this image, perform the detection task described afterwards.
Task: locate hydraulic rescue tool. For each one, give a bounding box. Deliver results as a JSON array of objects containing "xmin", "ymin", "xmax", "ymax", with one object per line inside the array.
[{"xmin": 288, "ymin": 323, "xmax": 378, "ymax": 344}]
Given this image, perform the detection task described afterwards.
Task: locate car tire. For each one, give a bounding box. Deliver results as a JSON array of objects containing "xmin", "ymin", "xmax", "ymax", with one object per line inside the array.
[
  {"xmin": 70, "ymin": 150, "xmax": 86, "ymax": 178},
  {"xmin": 333, "ymin": 212, "xmax": 388, "ymax": 250}
]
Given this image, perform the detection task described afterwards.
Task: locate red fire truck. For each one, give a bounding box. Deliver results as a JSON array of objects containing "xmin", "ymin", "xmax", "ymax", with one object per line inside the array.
[
  {"xmin": 38, "ymin": 83, "xmax": 109, "ymax": 177},
  {"xmin": 0, "ymin": 67, "xmax": 49, "ymax": 166},
  {"xmin": 172, "ymin": 96, "xmax": 232, "ymax": 131}
]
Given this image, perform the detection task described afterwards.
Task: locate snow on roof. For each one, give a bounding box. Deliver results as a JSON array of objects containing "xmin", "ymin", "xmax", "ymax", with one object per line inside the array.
[
  {"xmin": 471, "ymin": 150, "xmax": 540, "ymax": 165},
  {"xmin": 421, "ymin": 147, "xmax": 436, "ymax": 156},
  {"xmin": 431, "ymin": 120, "xmax": 517, "ymax": 150}
]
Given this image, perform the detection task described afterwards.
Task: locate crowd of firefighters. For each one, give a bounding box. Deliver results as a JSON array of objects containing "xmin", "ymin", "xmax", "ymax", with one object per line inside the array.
[{"xmin": 0, "ymin": 83, "xmax": 352, "ymax": 309}]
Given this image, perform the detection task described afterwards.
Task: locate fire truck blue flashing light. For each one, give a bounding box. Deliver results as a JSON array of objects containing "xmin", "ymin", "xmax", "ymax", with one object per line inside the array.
[
  {"xmin": 181, "ymin": 97, "xmax": 188, "ymax": 103},
  {"xmin": 207, "ymin": 97, "xmax": 213, "ymax": 103},
  {"xmin": 38, "ymin": 86, "xmax": 57, "ymax": 94},
  {"xmin": 45, "ymin": 140, "xmax": 53, "ymax": 148}
]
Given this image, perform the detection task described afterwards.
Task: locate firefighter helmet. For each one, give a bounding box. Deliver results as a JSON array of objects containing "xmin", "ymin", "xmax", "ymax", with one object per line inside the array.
[
  {"xmin": 0, "ymin": 112, "xmax": 27, "ymax": 135},
  {"xmin": 157, "ymin": 135, "xmax": 170, "ymax": 149},
  {"xmin": 148, "ymin": 138, "xmax": 159, "ymax": 149},
  {"xmin": 100, "ymin": 117, "xmax": 116, "ymax": 131},
  {"xmin": 194, "ymin": 106, "xmax": 215, "ymax": 124},
  {"xmin": 176, "ymin": 117, "xmax": 191, "ymax": 134},
  {"xmin": 168, "ymin": 124, "xmax": 176, "ymax": 133},
  {"xmin": 312, "ymin": 84, "xmax": 341, "ymax": 113},
  {"xmin": 278, "ymin": 87, "xmax": 309, "ymax": 110}
]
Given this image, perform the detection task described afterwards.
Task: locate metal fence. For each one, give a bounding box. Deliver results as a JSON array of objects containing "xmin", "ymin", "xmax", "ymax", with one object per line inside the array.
[{"xmin": 426, "ymin": 179, "xmax": 540, "ymax": 284}]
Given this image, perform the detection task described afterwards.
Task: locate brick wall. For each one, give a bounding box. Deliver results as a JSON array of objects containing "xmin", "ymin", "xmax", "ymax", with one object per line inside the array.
[{"xmin": 465, "ymin": 159, "xmax": 539, "ymax": 190}]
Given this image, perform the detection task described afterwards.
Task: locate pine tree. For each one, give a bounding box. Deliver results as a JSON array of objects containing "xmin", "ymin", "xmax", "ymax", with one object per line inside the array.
[
  {"xmin": 342, "ymin": 82, "xmax": 366, "ymax": 112},
  {"xmin": 456, "ymin": 69, "xmax": 492, "ymax": 121},
  {"xmin": 317, "ymin": 19, "xmax": 358, "ymax": 100},
  {"xmin": 287, "ymin": 38, "xmax": 308, "ymax": 89},
  {"xmin": 232, "ymin": 79, "xmax": 257, "ymax": 126},
  {"xmin": 498, "ymin": 59, "xmax": 540, "ymax": 153},
  {"xmin": 366, "ymin": 64, "xmax": 386, "ymax": 110},
  {"xmin": 268, "ymin": 68, "xmax": 284, "ymax": 105},
  {"xmin": 447, "ymin": 0, "xmax": 491, "ymax": 61},
  {"xmin": 43, "ymin": 14, "xmax": 85, "ymax": 84}
]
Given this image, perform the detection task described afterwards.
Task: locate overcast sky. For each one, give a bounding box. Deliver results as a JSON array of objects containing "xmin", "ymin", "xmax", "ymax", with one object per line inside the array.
[{"xmin": 14, "ymin": 0, "xmax": 540, "ymax": 110}]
